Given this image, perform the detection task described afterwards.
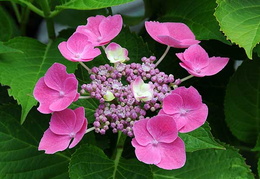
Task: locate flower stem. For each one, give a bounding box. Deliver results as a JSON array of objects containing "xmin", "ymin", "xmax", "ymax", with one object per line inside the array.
[
  {"xmin": 79, "ymin": 96, "xmax": 91, "ymax": 99},
  {"xmin": 21, "ymin": 1, "xmax": 44, "ymax": 17},
  {"xmin": 180, "ymin": 75, "xmax": 194, "ymax": 82},
  {"xmin": 102, "ymin": 45, "xmax": 106, "ymax": 51},
  {"xmin": 86, "ymin": 126, "xmax": 95, "ymax": 134},
  {"xmin": 155, "ymin": 45, "xmax": 171, "ymax": 67},
  {"xmin": 11, "ymin": 2, "xmax": 21, "ymax": 23},
  {"xmin": 79, "ymin": 62, "xmax": 91, "ymax": 73},
  {"xmin": 40, "ymin": 0, "xmax": 56, "ymax": 40}
]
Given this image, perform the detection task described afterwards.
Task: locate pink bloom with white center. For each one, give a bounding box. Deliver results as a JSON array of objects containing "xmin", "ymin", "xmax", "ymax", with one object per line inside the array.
[
  {"xmin": 76, "ymin": 15, "xmax": 123, "ymax": 46},
  {"xmin": 160, "ymin": 86, "xmax": 208, "ymax": 133},
  {"xmin": 39, "ymin": 107, "xmax": 87, "ymax": 154},
  {"xmin": 131, "ymin": 115, "xmax": 186, "ymax": 170},
  {"xmin": 145, "ymin": 21, "xmax": 200, "ymax": 48},
  {"xmin": 33, "ymin": 63, "xmax": 79, "ymax": 114},
  {"xmin": 131, "ymin": 77, "xmax": 154, "ymax": 102},
  {"xmin": 105, "ymin": 42, "xmax": 129, "ymax": 63},
  {"xmin": 58, "ymin": 32, "xmax": 101, "ymax": 62},
  {"xmin": 176, "ymin": 44, "xmax": 229, "ymax": 77}
]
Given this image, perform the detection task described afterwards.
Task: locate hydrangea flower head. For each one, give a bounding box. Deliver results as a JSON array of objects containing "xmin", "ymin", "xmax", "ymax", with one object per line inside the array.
[
  {"xmin": 161, "ymin": 86, "xmax": 208, "ymax": 133},
  {"xmin": 76, "ymin": 14, "xmax": 123, "ymax": 46},
  {"xmin": 145, "ymin": 21, "xmax": 200, "ymax": 48},
  {"xmin": 131, "ymin": 77, "xmax": 154, "ymax": 102},
  {"xmin": 105, "ymin": 42, "xmax": 129, "ymax": 63},
  {"xmin": 131, "ymin": 115, "xmax": 186, "ymax": 170},
  {"xmin": 176, "ymin": 44, "xmax": 229, "ymax": 77},
  {"xmin": 58, "ymin": 32, "xmax": 101, "ymax": 62},
  {"xmin": 33, "ymin": 63, "xmax": 79, "ymax": 114},
  {"xmin": 38, "ymin": 107, "xmax": 87, "ymax": 154}
]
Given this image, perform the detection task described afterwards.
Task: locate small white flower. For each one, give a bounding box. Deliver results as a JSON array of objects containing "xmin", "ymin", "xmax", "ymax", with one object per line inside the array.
[
  {"xmin": 105, "ymin": 42, "xmax": 129, "ymax": 63},
  {"xmin": 131, "ymin": 77, "xmax": 154, "ymax": 102},
  {"xmin": 103, "ymin": 90, "xmax": 115, "ymax": 101}
]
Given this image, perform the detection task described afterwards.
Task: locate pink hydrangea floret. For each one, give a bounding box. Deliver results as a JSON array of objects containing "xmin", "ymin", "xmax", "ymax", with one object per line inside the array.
[
  {"xmin": 38, "ymin": 107, "xmax": 87, "ymax": 154},
  {"xmin": 176, "ymin": 44, "xmax": 229, "ymax": 77},
  {"xmin": 132, "ymin": 115, "xmax": 186, "ymax": 170},
  {"xmin": 131, "ymin": 77, "xmax": 154, "ymax": 102},
  {"xmin": 145, "ymin": 21, "xmax": 200, "ymax": 48},
  {"xmin": 160, "ymin": 86, "xmax": 208, "ymax": 133},
  {"xmin": 76, "ymin": 14, "xmax": 123, "ymax": 46},
  {"xmin": 58, "ymin": 32, "xmax": 101, "ymax": 62},
  {"xmin": 105, "ymin": 42, "xmax": 129, "ymax": 63},
  {"xmin": 33, "ymin": 63, "xmax": 79, "ymax": 114}
]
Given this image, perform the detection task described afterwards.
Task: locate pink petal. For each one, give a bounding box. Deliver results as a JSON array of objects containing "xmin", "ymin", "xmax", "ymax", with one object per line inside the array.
[
  {"xmin": 79, "ymin": 44, "xmax": 101, "ymax": 62},
  {"xmin": 69, "ymin": 119, "xmax": 87, "ymax": 148},
  {"xmin": 156, "ymin": 137, "xmax": 186, "ymax": 170},
  {"xmin": 44, "ymin": 63, "xmax": 75, "ymax": 91},
  {"xmin": 67, "ymin": 33, "xmax": 90, "ymax": 54},
  {"xmin": 180, "ymin": 39, "xmax": 200, "ymax": 47},
  {"xmin": 179, "ymin": 62, "xmax": 205, "ymax": 77},
  {"xmin": 58, "ymin": 42, "xmax": 75, "ymax": 61},
  {"xmin": 33, "ymin": 77, "xmax": 59, "ymax": 114},
  {"xmin": 179, "ymin": 104, "xmax": 208, "ymax": 133},
  {"xmin": 73, "ymin": 107, "xmax": 87, "ymax": 133},
  {"xmin": 164, "ymin": 22, "xmax": 195, "ymax": 41},
  {"xmin": 157, "ymin": 36, "xmax": 183, "ymax": 48},
  {"xmin": 49, "ymin": 108, "xmax": 77, "ymax": 135},
  {"xmin": 147, "ymin": 115, "xmax": 178, "ymax": 143},
  {"xmin": 132, "ymin": 139, "xmax": 161, "ymax": 165},
  {"xmin": 145, "ymin": 21, "xmax": 168, "ymax": 44},
  {"xmin": 38, "ymin": 128, "xmax": 71, "ymax": 154},
  {"xmin": 98, "ymin": 14, "xmax": 123, "ymax": 45},
  {"xmin": 132, "ymin": 118, "xmax": 153, "ymax": 146},
  {"xmin": 200, "ymin": 57, "xmax": 229, "ymax": 76},
  {"xmin": 162, "ymin": 93, "xmax": 183, "ymax": 114}
]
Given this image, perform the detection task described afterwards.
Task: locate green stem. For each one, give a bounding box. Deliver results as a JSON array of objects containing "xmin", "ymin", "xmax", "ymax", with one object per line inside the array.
[
  {"xmin": 20, "ymin": 6, "xmax": 30, "ymax": 36},
  {"xmin": 155, "ymin": 45, "xmax": 171, "ymax": 67},
  {"xmin": 11, "ymin": 2, "xmax": 21, "ymax": 23},
  {"xmin": 22, "ymin": 1, "xmax": 44, "ymax": 17},
  {"xmin": 180, "ymin": 75, "xmax": 194, "ymax": 82},
  {"xmin": 40, "ymin": 0, "xmax": 56, "ymax": 40}
]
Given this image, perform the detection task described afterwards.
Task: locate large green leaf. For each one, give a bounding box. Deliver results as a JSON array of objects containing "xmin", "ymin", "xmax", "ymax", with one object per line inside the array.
[
  {"xmin": 225, "ymin": 59, "xmax": 260, "ymax": 144},
  {"xmin": 179, "ymin": 122, "xmax": 224, "ymax": 152},
  {"xmin": 0, "ymin": 37, "xmax": 78, "ymax": 123},
  {"xmin": 215, "ymin": 0, "xmax": 260, "ymax": 59},
  {"xmin": 158, "ymin": 0, "xmax": 229, "ymax": 44},
  {"xmin": 0, "ymin": 104, "xmax": 70, "ymax": 178},
  {"xmin": 0, "ymin": 6, "xmax": 19, "ymax": 41},
  {"xmin": 69, "ymin": 144, "xmax": 152, "ymax": 179},
  {"xmin": 151, "ymin": 145, "xmax": 254, "ymax": 179},
  {"xmin": 57, "ymin": 0, "xmax": 135, "ymax": 10},
  {"xmin": 0, "ymin": 42, "xmax": 22, "ymax": 54}
]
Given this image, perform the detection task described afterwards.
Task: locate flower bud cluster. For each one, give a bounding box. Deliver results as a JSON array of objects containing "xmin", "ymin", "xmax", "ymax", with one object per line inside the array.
[{"xmin": 81, "ymin": 56, "xmax": 180, "ymax": 136}]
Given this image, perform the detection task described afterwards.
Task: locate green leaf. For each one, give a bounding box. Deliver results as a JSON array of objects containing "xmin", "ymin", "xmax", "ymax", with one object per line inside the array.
[
  {"xmin": 151, "ymin": 145, "xmax": 254, "ymax": 179},
  {"xmin": 159, "ymin": 0, "xmax": 229, "ymax": 44},
  {"xmin": 215, "ymin": 0, "xmax": 260, "ymax": 59},
  {"xmin": 179, "ymin": 122, "xmax": 224, "ymax": 152},
  {"xmin": 0, "ymin": 104, "xmax": 70, "ymax": 178},
  {"xmin": 0, "ymin": 37, "xmax": 78, "ymax": 124},
  {"xmin": 0, "ymin": 6, "xmax": 19, "ymax": 41},
  {"xmin": 258, "ymin": 159, "xmax": 260, "ymax": 178},
  {"xmin": 69, "ymin": 144, "xmax": 152, "ymax": 179},
  {"xmin": 252, "ymin": 134, "xmax": 260, "ymax": 151},
  {"xmin": 57, "ymin": 0, "xmax": 135, "ymax": 10},
  {"xmin": 225, "ymin": 59, "xmax": 260, "ymax": 144},
  {"xmin": 0, "ymin": 42, "xmax": 22, "ymax": 54}
]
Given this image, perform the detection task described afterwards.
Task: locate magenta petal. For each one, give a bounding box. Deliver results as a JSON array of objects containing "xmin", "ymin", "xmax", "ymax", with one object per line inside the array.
[
  {"xmin": 179, "ymin": 62, "xmax": 205, "ymax": 77},
  {"xmin": 132, "ymin": 139, "xmax": 161, "ymax": 165},
  {"xmin": 49, "ymin": 108, "xmax": 76, "ymax": 135},
  {"xmin": 145, "ymin": 21, "xmax": 168, "ymax": 44},
  {"xmin": 163, "ymin": 93, "xmax": 183, "ymax": 114},
  {"xmin": 67, "ymin": 33, "xmax": 90, "ymax": 54},
  {"xmin": 80, "ymin": 44, "xmax": 101, "ymax": 61},
  {"xmin": 132, "ymin": 119, "xmax": 153, "ymax": 146},
  {"xmin": 179, "ymin": 104, "xmax": 208, "ymax": 133},
  {"xmin": 78, "ymin": 15, "xmax": 105, "ymax": 38},
  {"xmin": 73, "ymin": 107, "xmax": 87, "ymax": 133},
  {"xmin": 156, "ymin": 137, "xmax": 186, "ymax": 170},
  {"xmin": 164, "ymin": 23, "xmax": 195, "ymax": 40},
  {"xmin": 201, "ymin": 57, "xmax": 229, "ymax": 76},
  {"xmin": 157, "ymin": 36, "xmax": 183, "ymax": 48},
  {"xmin": 58, "ymin": 42, "xmax": 75, "ymax": 61},
  {"xmin": 180, "ymin": 39, "xmax": 200, "ymax": 47},
  {"xmin": 38, "ymin": 128, "xmax": 71, "ymax": 154},
  {"xmin": 69, "ymin": 119, "xmax": 87, "ymax": 148},
  {"xmin": 147, "ymin": 115, "xmax": 178, "ymax": 143}
]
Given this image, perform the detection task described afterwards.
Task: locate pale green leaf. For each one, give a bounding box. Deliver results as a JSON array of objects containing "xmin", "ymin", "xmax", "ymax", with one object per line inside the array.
[
  {"xmin": 215, "ymin": 0, "xmax": 260, "ymax": 59},
  {"xmin": 0, "ymin": 105, "xmax": 70, "ymax": 178},
  {"xmin": 57, "ymin": 0, "xmax": 135, "ymax": 10},
  {"xmin": 0, "ymin": 37, "xmax": 78, "ymax": 123},
  {"xmin": 69, "ymin": 144, "xmax": 152, "ymax": 179},
  {"xmin": 225, "ymin": 59, "xmax": 260, "ymax": 144},
  {"xmin": 0, "ymin": 42, "xmax": 22, "ymax": 54},
  {"xmin": 151, "ymin": 145, "xmax": 254, "ymax": 179},
  {"xmin": 180, "ymin": 122, "xmax": 224, "ymax": 152}
]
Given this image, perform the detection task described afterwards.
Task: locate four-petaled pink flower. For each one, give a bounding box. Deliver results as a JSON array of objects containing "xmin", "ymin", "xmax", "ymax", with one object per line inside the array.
[
  {"xmin": 145, "ymin": 21, "xmax": 200, "ymax": 48},
  {"xmin": 105, "ymin": 42, "xmax": 129, "ymax": 63},
  {"xmin": 76, "ymin": 14, "xmax": 123, "ymax": 46},
  {"xmin": 131, "ymin": 115, "xmax": 186, "ymax": 170},
  {"xmin": 131, "ymin": 77, "xmax": 154, "ymax": 102},
  {"xmin": 33, "ymin": 63, "xmax": 79, "ymax": 114},
  {"xmin": 39, "ymin": 107, "xmax": 87, "ymax": 154},
  {"xmin": 58, "ymin": 32, "xmax": 101, "ymax": 62},
  {"xmin": 160, "ymin": 86, "xmax": 208, "ymax": 133},
  {"xmin": 176, "ymin": 44, "xmax": 229, "ymax": 77}
]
